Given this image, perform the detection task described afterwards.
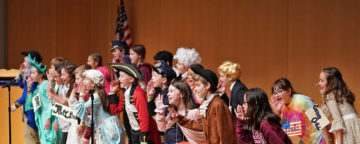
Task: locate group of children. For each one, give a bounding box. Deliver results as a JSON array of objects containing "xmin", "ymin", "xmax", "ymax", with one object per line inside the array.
[{"xmin": 11, "ymin": 41, "xmax": 360, "ymax": 144}]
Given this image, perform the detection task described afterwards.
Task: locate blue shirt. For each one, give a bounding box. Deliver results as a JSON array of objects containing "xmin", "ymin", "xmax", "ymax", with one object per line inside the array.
[{"xmin": 15, "ymin": 74, "xmax": 38, "ymax": 130}]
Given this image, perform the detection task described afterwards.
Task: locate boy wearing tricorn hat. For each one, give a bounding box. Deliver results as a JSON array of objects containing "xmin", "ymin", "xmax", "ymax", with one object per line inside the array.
[{"xmin": 108, "ymin": 63, "xmax": 160, "ymax": 144}]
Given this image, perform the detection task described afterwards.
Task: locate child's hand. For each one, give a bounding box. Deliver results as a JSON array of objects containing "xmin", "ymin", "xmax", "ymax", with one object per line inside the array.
[
  {"xmin": 76, "ymin": 125, "xmax": 85, "ymax": 136},
  {"xmin": 270, "ymin": 95, "xmax": 284, "ymax": 115},
  {"xmin": 234, "ymin": 105, "xmax": 245, "ymax": 120},
  {"xmin": 168, "ymin": 108, "xmax": 179, "ymax": 120},
  {"xmin": 147, "ymin": 80, "xmax": 155, "ymax": 97},
  {"xmin": 44, "ymin": 119, "xmax": 51, "ymax": 130},
  {"xmin": 10, "ymin": 105, "xmax": 17, "ymax": 112},
  {"xmin": 53, "ymin": 122, "xmax": 59, "ymax": 131},
  {"xmin": 110, "ymin": 80, "xmax": 120, "ymax": 94},
  {"xmin": 25, "ymin": 76, "xmax": 33, "ymax": 86}
]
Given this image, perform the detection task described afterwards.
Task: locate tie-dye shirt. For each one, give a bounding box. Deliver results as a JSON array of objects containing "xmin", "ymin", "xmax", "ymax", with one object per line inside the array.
[{"xmin": 279, "ymin": 94, "xmax": 324, "ymax": 144}]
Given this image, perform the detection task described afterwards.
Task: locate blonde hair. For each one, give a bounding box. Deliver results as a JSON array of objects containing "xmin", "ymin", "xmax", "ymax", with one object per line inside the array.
[{"xmin": 218, "ymin": 61, "xmax": 241, "ymax": 80}]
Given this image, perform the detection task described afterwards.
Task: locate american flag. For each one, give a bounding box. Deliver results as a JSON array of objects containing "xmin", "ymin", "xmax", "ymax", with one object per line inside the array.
[
  {"xmin": 115, "ymin": 0, "xmax": 132, "ymax": 53},
  {"xmin": 282, "ymin": 120, "xmax": 302, "ymax": 136}
]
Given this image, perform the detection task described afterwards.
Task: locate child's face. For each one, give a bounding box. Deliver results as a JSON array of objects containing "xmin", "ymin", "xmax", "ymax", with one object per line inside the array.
[
  {"xmin": 75, "ymin": 73, "xmax": 84, "ymax": 85},
  {"xmin": 87, "ymin": 56, "xmax": 98, "ymax": 69},
  {"xmin": 61, "ymin": 68, "xmax": 71, "ymax": 84},
  {"xmin": 218, "ymin": 72, "xmax": 231, "ymax": 87},
  {"xmin": 176, "ymin": 63, "xmax": 187, "ymax": 75},
  {"xmin": 194, "ymin": 81, "xmax": 208, "ymax": 98},
  {"xmin": 186, "ymin": 69, "xmax": 195, "ymax": 88},
  {"xmin": 316, "ymin": 71, "xmax": 328, "ymax": 95},
  {"xmin": 129, "ymin": 49, "xmax": 141, "ymax": 64},
  {"xmin": 23, "ymin": 57, "xmax": 31, "ymax": 70},
  {"xmin": 30, "ymin": 67, "xmax": 42, "ymax": 82},
  {"xmin": 49, "ymin": 65, "xmax": 56, "ymax": 76},
  {"xmin": 168, "ymin": 85, "xmax": 182, "ymax": 106},
  {"xmin": 152, "ymin": 71, "xmax": 164, "ymax": 88},
  {"xmin": 83, "ymin": 77, "xmax": 95, "ymax": 91},
  {"xmin": 119, "ymin": 71, "xmax": 133, "ymax": 88},
  {"xmin": 272, "ymin": 87, "xmax": 291, "ymax": 105},
  {"xmin": 112, "ymin": 49, "xmax": 123, "ymax": 60},
  {"xmin": 54, "ymin": 71, "xmax": 63, "ymax": 85}
]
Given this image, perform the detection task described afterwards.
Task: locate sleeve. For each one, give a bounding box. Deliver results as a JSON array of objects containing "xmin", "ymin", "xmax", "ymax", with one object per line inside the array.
[
  {"xmin": 155, "ymin": 112, "xmax": 167, "ymax": 131},
  {"xmin": 40, "ymin": 84, "xmax": 53, "ymax": 120},
  {"xmin": 18, "ymin": 75, "xmax": 25, "ymax": 88},
  {"xmin": 75, "ymin": 93, "xmax": 102, "ymax": 122},
  {"xmin": 236, "ymin": 119, "xmax": 254, "ymax": 143},
  {"xmin": 176, "ymin": 115, "xmax": 203, "ymax": 131},
  {"xmin": 261, "ymin": 121, "xmax": 291, "ymax": 144},
  {"xmin": 16, "ymin": 85, "xmax": 28, "ymax": 105},
  {"xmin": 147, "ymin": 100, "xmax": 156, "ymax": 116},
  {"xmin": 134, "ymin": 88, "xmax": 150, "ymax": 132},
  {"xmin": 215, "ymin": 103, "xmax": 237, "ymax": 144},
  {"xmin": 326, "ymin": 94, "xmax": 346, "ymax": 133},
  {"xmin": 108, "ymin": 91, "xmax": 124, "ymax": 115}
]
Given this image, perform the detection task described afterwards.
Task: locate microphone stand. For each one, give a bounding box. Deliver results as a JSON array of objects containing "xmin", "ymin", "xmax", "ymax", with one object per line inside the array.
[
  {"xmin": 2, "ymin": 79, "xmax": 16, "ymax": 144},
  {"xmin": 89, "ymin": 89, "xmax": 95, "ymax": 144}
]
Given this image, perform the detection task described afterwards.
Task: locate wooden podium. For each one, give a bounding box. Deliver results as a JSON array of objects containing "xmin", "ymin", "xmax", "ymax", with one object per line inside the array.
[{"xmin": 0, "ymin": 69, "xmax": 25, "ymax": 144}]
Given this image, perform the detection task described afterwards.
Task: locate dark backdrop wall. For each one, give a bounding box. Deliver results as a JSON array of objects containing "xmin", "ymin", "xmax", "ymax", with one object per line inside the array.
[{"xmin": 0, "ymin": 0, "xmax": 6, "ymax": 68}]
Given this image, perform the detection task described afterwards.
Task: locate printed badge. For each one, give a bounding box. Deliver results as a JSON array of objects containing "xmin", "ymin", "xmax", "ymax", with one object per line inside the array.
[
  {"xmin": 282, "ymin": 120, "xmax": 302, "ymax": 136},
  {"xmin": 305, "ymin": 104, "xmax": 330, "ymax": 130},
  {"xmin": 32, "ymin": 93, "xmax": 41, "ymax": 112}
]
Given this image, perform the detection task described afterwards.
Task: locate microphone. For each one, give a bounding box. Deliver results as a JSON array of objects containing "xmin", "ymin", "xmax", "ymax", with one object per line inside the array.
[
  {"xmin": 89, "ymin": 89, "xmax": 95, "ymax": 100},
  {"xmin": 2, "ymin": 75, "xmax": 21, "ymax": 88}
]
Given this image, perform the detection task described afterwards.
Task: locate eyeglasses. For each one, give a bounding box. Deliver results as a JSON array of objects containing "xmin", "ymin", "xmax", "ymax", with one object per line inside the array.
[{"xmin": 273, "ymin": 89, "xmax": 285, "ymax": 96}]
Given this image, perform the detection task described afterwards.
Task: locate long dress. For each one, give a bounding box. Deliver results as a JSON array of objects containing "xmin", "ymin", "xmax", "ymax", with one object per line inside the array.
[
  {"xmin": 66, "ymin": 90, "xmax": 83, "ymax": 144},
  {"xmin": 33, "ymin": 80, "xmax": 63, "ymax": 144},
  {"xmin": 322, "ymin": 92, "xmax": 360, "ymax": 143},
  {"xmin": 74, "ymin": 92, "xmax": 126, "ymax": 144}
]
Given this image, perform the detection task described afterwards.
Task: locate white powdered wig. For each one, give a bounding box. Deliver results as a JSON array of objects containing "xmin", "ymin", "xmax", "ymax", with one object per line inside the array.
[
  {"xmin": 173, "ymin": 47, "xmax": 202, "ymax": 68},
  {"xmin": 83, "ymin": 70, "xmax": 105, "ymax": 87}
]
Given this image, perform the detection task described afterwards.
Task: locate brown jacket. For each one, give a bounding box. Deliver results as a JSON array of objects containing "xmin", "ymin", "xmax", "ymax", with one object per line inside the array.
[{"xmin": 175, "ymin": 96, "xmax": 237, "ymax": 144}]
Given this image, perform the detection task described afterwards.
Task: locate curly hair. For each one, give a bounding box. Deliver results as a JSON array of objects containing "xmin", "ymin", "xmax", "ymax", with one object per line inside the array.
[
  {"xmin": 323, "ymin": 67, "xmax": 355, "ymax": 105},
  {"xmin": 217, "ymin": 61, "xmax": 241, "ymax": 80},
  {"xmin": 173, "ymin": 47, "xmax": 202, "ymax": 68}
]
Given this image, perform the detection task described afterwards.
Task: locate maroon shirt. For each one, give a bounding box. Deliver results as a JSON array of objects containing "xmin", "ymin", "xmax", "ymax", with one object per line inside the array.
[
  {"xmin": 139, "ymin": 62, "xmax": 152, "ymax": 84},
  {"xmin": 236, "ymin": 119, "xmax": 292, "ymax": 144}
]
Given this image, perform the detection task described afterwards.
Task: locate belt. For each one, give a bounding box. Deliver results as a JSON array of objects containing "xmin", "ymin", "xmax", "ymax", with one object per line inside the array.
[{"xmin": 343, "ymin": 113, "xmax": 358, "ymax": 120}]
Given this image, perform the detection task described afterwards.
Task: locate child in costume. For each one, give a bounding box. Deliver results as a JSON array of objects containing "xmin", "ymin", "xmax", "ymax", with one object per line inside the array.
[
  {"xmin": 129, "ymin": 44, "xmax": 153, "ymax": 84},
  {"xmin": 168, "ymin": 68, "xmax": 237, "ymax": 144},
  {"xmin": 11, "ymin": 50, "xmax": 42, "ymax": 144},
  {"xmin": 108, "ymin": 63, "xmax": 161, "ymax": 144},
  {"xmin": 316, "ymin": 67, "xmax": 360, "ymax": 144},
  {"xmin": 66, "ymin": 64, "xmax": 91, "ymax": 144},
  {"xmin": 173, "ymin": 47, "xmax": 202, "ymax": 81},
  {"xmin": 48, "ymin": 63, "xmax": 77, "ymax": 143},
  {"xmin": 87, "ymin": 53, "xmax": 111, "ymax": 94},
  {"xmin": 270, "ymin": 78, "xmax": 325, "ymax": 143},
  {"xmin": 75, "ymin": 69, "xmax": 125, "ymax": 144},
  {"xmin": 148, "ymin": 60, "xmax": 185, "ymax": 143},
  {"xmin": 173, "ymin": 48, "xmax": 203, "ymax": 104},
  {"xmin": 218, "ymin": 61, "xmax": 247, "ymax": 114},
  {"xmin": 158, "ymin": 80, "xmax": 205, "ymax": 144},
  {"xmin": 28, "ymin": 54, "xmax": 63, "ymax": 144},
  {"xmin": 110, "ymin": 40, "xmax": 131, "ymax": 80},
  {"xmin": 235, "ymin": 88, "xmax": 292, "ymax": 144}
]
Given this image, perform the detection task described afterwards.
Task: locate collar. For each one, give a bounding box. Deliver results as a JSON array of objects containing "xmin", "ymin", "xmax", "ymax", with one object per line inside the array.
[
  {"xmin": 181, "ymin": 72, "xmax": 188, "ymax": 80},
  {"xmin": 230, "ymin": 81, "xmax": 236, "ymax": 90},
  {"xmin": 199, "ymin": 93, "xmax": 216, "ymax": 118}
]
